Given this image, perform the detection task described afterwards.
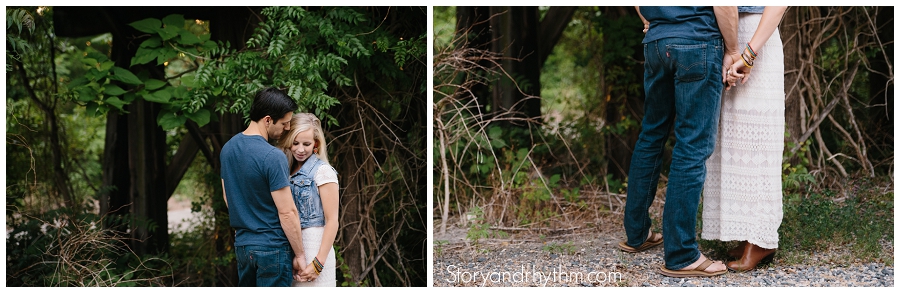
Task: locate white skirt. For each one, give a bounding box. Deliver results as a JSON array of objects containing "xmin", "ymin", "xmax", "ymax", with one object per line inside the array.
[
  {"xmin": 701, "ymin": 13, "xmax": 785, "ymax": 249},
  {"xmin": 291, "ymin": 226, "xmax": 337, "ymax": 287}
]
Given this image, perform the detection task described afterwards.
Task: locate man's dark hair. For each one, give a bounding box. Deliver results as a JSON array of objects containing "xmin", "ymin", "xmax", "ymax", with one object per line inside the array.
[{"xmin": 248, "ymin": 87, "xmax": 298, "ymax": 122}]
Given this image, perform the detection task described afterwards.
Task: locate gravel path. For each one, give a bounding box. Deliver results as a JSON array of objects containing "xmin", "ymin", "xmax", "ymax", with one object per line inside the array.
[{"xmin": 433, "ymin": 220, "xmax": 893, "ymax": 287}]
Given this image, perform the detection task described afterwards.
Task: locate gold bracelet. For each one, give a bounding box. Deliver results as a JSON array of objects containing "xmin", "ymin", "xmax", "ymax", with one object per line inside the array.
[{"xmin": 741, "ymin": 53, "xmax": 754, "ymax": 68}]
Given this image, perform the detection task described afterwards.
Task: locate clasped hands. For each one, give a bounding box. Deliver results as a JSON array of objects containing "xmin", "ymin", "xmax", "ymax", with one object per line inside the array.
[
  {"xmin": 641, "ymin": 23, "xmax": 751, "ymax": 91},
  {"xmin": 722, "ymin": 52, "xmax": 751, "ymax": 91},
  {"xmin": 292, "ymin": 254, "xmax": 319, "ymax": 283}
]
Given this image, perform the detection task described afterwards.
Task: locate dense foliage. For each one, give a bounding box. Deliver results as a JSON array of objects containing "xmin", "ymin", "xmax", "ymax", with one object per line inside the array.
[{"xmin": 7, "ymin": 6, "xmax": 425, "ymax": 286}]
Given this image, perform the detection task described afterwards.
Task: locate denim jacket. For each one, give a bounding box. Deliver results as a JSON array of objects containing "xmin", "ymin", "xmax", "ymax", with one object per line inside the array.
[
  {"xmin": 290, "ymin": 154, "xmax": 335, "ymax": 228},
  {"xmin": 738, "ymin": 6, "xmax": 765, "ymax": 14}
]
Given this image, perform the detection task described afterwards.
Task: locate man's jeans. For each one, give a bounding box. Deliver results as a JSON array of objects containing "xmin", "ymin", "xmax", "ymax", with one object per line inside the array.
[
  {"xmin": 236, "ymin": 245, "xmax": 293, "ymax": 287},
  {"xmin": 624, "ymin": 37, "xmax": 724, "ymax": 270}
]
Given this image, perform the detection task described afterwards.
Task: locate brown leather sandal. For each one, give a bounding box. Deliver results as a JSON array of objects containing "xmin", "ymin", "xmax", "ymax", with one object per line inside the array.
[
  {"xmin": 617, "ymin": 231, "xmax": 663, "ymax": 253},
  {"xmin": 659, "ymin": 258, "xmax": 727, "ymax": 277}
]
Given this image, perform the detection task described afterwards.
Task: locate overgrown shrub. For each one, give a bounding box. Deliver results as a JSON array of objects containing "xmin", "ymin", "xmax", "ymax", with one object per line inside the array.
[{"xmin": 6, "ymin": 210, "xmax": 173, "ymax": 286}]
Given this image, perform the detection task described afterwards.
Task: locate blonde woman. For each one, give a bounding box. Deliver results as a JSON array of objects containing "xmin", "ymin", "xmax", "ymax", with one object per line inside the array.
[
  {"xmin": 278, "ymin": 113, "xmax": 339, "ymax": 286},
  {"xmin": 702, "ymin": 6, "xmax": 787, "ymax": 272}
]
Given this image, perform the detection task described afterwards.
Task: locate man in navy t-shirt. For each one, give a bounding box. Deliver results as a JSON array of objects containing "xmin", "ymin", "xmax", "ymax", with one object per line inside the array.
[
  {"xmin": 620, "ymin": 7, "xmax": 739, "ymax": 277},
  {"xmin": 221, "ymin": 87, "xmax": 303, "ymax": 286}
]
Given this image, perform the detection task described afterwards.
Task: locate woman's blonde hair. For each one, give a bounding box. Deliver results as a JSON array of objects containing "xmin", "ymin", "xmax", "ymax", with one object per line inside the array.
[{"xmin": 278, "ymin": 112, "xmax": 329, "ymax": 170}]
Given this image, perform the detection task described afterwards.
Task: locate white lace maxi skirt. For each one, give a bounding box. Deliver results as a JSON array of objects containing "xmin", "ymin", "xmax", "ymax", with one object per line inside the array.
[
  {"xmin": 291, "ymin": 226, "xmax": 337, "ymax": 287},
  {"xmin": 701, "ymin": 13, "xmax": 785, "ymax": 249}
]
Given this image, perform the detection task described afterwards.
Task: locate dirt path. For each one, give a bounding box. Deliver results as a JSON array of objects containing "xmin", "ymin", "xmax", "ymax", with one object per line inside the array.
[{"xmin": 432, "ymin": 215, "xmax": 893, "ymax": 287}]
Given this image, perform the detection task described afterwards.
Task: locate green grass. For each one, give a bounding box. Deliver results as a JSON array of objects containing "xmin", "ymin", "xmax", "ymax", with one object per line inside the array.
[{"xmin": 700, "ymin": 177, "xmax": 893, "ymax": 266}]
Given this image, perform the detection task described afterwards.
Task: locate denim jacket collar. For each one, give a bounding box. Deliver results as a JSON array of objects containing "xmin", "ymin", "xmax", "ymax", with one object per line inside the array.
[{"xmin": 295, "ymin": 154, "xmax": 321, "ymax": 177}]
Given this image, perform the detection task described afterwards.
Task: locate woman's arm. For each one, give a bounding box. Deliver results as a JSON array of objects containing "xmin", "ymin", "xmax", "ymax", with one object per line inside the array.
[
  {"xmin": 732, "ymin": 6, "xmax": 788, "ymax": 84},
  {"xmin": 747, "ymin": 6, "xmax": 787, "ymax": 55},
  {"xmin": 315, "ymin": 181, "xmax": 340, "ymax": 264}
]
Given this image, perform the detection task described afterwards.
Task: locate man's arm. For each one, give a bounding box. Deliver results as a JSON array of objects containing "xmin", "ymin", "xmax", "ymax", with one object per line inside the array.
[
  {"xmin": 713, "ymin": 6, "xmax": 739, "ymax": 56},
  {"xmin": 635, "ymin": 6, "xmax": 649, "ymax": 33},
  {"xmin": 272, "ymin": 186, "xmax": 306, "ymax": 276},
  {"xmin": 713, "ymin": 6, "xmax": 739, "ymax": 89},
  {"xmin": 221, "ymin": 179, "xmax": 228, "ymax": 208}
]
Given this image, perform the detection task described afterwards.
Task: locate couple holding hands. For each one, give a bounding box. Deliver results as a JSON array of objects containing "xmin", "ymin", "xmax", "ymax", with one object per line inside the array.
[
  {"xmin": 619, "ymin": 6, "xmax": 787, "ymax": 277},
  {"xmin": 221, "ymin": 87, "xmax": 339, "ymax": 286}
]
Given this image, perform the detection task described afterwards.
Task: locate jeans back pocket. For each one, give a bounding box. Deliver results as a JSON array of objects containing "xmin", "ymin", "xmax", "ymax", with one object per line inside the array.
[{"xmin": 667, "ymin": 44, "xmax": 707, "ymax": 82}]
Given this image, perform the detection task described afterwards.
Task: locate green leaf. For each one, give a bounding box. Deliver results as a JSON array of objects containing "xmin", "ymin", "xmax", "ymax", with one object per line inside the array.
[
  {"xmin": 99, "ymin": 61, "xmax": 115, "ymax": 72},
  {"xmin": 81, "ymin": 58, "xmax": 98, "ymax": 67},
  {"xmin": 142, "ymin": 89, "xmax": 172, "ymax": 103},
  {"xmin": 86, "ymin": 102, "xmax": 100, "ymax": 115},
  {"xmin": 185, "ymin": 109, "xmax": 211, "ymax": 127},
  {"xmin": 549, "ymin": 174, "xmax": 561, "ymax": 187},
  {"xmin": 86, "ymin": 51, "xmax": 109, "ymax": 63},
  {"xmin": 131, "ymin": 47, "xmax": 158, "ymax": 66},
  {"xmin": 143, "ymin": 79, "xmax": 167, "ymax": 90},
  {"xmin": 162, "ymin": 14, "xmax": 185, "ymax": 29},
  {"xmin": 172, "ymin": 85, "xmax": 188, "ymax": 99},
  {"xmin": 157, "ymin": 110, "xmax": 187, "ymax": 130},
  {"xmin": 156, "ymin": 48, "xmax": 177, "ymax": 65},
  {"xmin": 75, "ymin": 87, "xmax": 95, "ymax": 102},
  {"xmin": 488, "ymin": 126, "xmax": 503, "ymax": 139},
  {"xmin": 139, "ymin": 37, "xmax": 162, "ymax": 48},
  {"xmin": 109, "ymin": 67, "xmax": 143, "ymax": 85},
  {"xmin": 159, "ymin": 26, "xmax": 179, "ymax": 40},
  {"xmin": 105, "ymin": 96, "xmax": 127, "ymax": 111},
  {"xmin": 180, "ymin": 73, "xmax": 197, "ymax": 87},
  {"xmin": 200, "ymin": 40, "xmax": 217, "ymax": 52},
  {"xmin": 123, "ymin": 92, "xmax": 137, "ymax": 103},
  {"xmin": 179, "ymin": 30, "xmax": 202, "ymax": 45},
  {"xmin": 129, "ymin": 18, "xmax": 162, "ymax": 34},
  {"xmin": 516, "ymin": 148, "xmax": 529, "ymax": 162},
  {"xmin": 163, "ymin": 49, "xmax": 179, "ymax": 61},
  {"xmin": 491, "ymin": 138, "xmax": 507, "ymax": 149},
  {"xmin": 103, "ymin": 84, "xmax": 127, "ymax": 96},
  {"xmin": 479, "ymin": 164, "xmax": 491, "ymax": 175},
  {"xmin": 69, "ymin": 77, "xmax": 89, "ymax": 87}
]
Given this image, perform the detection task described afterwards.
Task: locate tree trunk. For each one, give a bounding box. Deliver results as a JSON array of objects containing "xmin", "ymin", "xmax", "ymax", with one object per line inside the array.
[
  {"xmin": 455, "ymin": 6, "xmax": 493, "ymax": 115},
  {"xmin": 335, "ymin": 98, "xmax": 366, "ymax": 283},
  {"xmin": 127, "ymin": 99, "xmax": 169, "ymax": 255},
  {"xmin": 781, "ymin": 7, "xmax": 803, "ymax": 148},
  {"xmin": 491, "ymin": 6, "xmax": 542, "ymax": 120},
  {"xmin": 100, "ymin": 111, "xmax": 131, "ymax": 234},
  {"xmin": 99, "ymin": 11, "xmax": 172, "ymax": 255}
]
